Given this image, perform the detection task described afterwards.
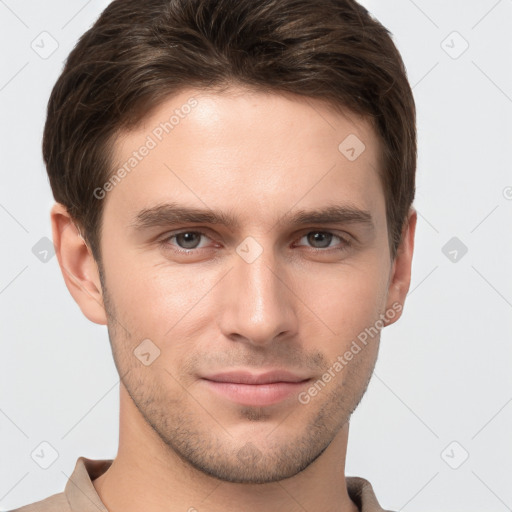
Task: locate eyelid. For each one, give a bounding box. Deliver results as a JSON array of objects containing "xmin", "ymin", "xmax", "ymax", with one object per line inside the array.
[
  {"xmin": 293, "ymin": 230, "xmax": 352, "ymax": 250},
  {"xmin": 161, "ymin": 229, "xmax": 216, "ymax": 251},
  {"xmin": 294, "ymin": 227, "xmax": 352, "ymax": 240},
  {"xmin": 160, "ymin": 228, "xmax": 353, "ymax": 253}
]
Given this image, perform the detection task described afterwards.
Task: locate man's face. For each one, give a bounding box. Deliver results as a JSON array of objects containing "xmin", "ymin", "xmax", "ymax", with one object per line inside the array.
[{"xmin": 96, "ymin": 87, "xmax": 403, "ymax": 483}]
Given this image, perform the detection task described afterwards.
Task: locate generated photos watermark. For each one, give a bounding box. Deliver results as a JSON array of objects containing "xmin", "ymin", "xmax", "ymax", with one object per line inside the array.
[
  {"xmin": 93, "ymin": 97, "xmax": 198, "ymax": 200},
  {"xmin": 298, "ymin": 301, "xmax": 402, "ymax": 405}
]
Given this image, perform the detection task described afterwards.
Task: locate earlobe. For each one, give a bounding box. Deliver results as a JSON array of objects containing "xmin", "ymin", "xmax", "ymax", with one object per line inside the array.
[
  {"xmin": 50, "ymin": 202, "xmax": 108, "ymax": 325},
  {"xmin": 384, "ymin": 208, "xmax": 417, "ymax": 326}
]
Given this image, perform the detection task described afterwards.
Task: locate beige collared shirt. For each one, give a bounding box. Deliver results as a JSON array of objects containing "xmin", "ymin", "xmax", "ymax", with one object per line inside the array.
[{"xmin": 11, "ymin": 456, "xmax": 394, "ymax": 512}]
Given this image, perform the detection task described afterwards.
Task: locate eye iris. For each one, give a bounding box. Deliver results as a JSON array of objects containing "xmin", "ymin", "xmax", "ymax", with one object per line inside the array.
[
  {"xmin": 308, "ymin": 231, "xmax": 332, "ymax": 248},
  {"xmin": 176, "ymin": 232, "xmax": 201, "ymax": 249}
]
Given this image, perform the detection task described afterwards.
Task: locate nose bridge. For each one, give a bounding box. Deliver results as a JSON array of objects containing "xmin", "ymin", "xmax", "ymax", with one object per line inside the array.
[{"xmin": 219, "ymin": 240, "xmax": 297, "ymax": 345}]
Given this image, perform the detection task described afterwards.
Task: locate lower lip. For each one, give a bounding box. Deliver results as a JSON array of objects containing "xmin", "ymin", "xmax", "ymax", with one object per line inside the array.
[{"xmin": 201, "ymin": 379, "xmax": 310, "ymax": 407}]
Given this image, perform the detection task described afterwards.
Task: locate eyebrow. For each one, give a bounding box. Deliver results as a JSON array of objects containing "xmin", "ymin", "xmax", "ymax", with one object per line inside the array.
[{"xmin": 129, "ymin": 202, "xmax": 374, "ymax": 232}]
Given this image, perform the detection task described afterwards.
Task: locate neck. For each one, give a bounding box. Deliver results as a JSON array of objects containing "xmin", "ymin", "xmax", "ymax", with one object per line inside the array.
[{"xmin": 93, "ymin": 384, "xmax": 359, "ymax": 512}]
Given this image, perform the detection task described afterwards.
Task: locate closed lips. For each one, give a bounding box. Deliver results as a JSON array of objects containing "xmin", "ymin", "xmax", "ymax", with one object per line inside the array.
[{"xmin": 202, "ymin": 370, "xmax": 311, "ymax": 385}]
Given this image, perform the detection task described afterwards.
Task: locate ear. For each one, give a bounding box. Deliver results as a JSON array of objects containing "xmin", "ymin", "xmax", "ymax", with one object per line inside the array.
[
  {"xmin": 50, "ymin": 202, "xmax": 107, "ymax": 325},
  {"xmin": 383, "ymin": 208, "xmax": 417, "ymax": 326}
]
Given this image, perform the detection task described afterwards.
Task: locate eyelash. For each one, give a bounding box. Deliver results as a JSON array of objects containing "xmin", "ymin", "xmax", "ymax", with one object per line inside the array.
[{"xmin": 158, "ymin": 229, "xmax": 352, "ymax": 255}]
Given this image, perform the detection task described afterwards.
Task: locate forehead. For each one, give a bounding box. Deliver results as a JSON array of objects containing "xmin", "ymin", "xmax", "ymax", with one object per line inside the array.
[
  {"xmin": 106, "ymin": 86, "xmax": 385, "ymax": 231},
  {"xmin": 116, "ymin": 86, "xmax": 380, "ymax": 161}
]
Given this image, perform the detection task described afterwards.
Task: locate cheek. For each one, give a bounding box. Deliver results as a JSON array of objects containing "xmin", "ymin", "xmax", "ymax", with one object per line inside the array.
[
  {"xmin": 102, "ymin": 236, "xmax": 390, "ymax": 352},
  {"xmin": 104, "ymin": 254, "xmax": 218, "ymax": 341},
  {"xmin": 310, "ymin": 261, "xmax": 389, "ymax": 338}
]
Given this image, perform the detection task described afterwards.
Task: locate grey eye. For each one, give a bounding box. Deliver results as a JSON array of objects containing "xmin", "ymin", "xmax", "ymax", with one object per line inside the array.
[{"xmin": 174, "ymin": 232, "xmax": 204, "ymax": 249}]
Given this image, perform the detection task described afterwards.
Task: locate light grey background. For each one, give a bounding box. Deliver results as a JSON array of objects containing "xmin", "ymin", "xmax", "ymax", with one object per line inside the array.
[{"xmin": 1, "ymin": 1, "xmax": 511, "ymax": 510}]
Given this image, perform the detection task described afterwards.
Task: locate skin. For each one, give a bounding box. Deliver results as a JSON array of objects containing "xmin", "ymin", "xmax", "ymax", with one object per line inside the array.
[{"xmin": 51, "ymin": 86, "xmax": 416, "ymax": 512}]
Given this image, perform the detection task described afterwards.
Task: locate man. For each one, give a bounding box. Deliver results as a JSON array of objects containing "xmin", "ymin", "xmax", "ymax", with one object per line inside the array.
[{"xmin": 13, "ymin": 0, "xmax": 416, "ymax": 510}]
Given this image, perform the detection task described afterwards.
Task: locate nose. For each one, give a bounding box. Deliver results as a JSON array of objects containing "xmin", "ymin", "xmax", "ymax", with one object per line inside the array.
[{"xmin": 217, "ymin": 244, "xmax": 298, "ymax": 347}]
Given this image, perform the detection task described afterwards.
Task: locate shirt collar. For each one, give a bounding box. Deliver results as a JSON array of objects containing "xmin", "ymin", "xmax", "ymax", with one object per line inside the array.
[
  {"xmin": 65, "ymin": 457, "xmax": 390, "ymax": 512},
  {"xmin": 65, "ymin": 457, "xmax": 111, "ymax": 511},
  {"xmin": 346, "ymin": 475, "xmax": 391, "ymax": 511}
]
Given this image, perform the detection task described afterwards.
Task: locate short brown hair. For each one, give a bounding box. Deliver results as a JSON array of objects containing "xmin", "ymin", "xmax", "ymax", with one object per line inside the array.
[{"xmin": 43, "ymin": 0, "xmax": 416, "ymax": 262}]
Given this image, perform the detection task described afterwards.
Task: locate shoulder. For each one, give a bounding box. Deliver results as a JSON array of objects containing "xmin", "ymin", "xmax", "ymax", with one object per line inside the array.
[{"xmin": 9, "ymin": 491, "xmax": 70, "ymax": 512}]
